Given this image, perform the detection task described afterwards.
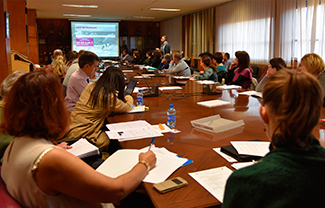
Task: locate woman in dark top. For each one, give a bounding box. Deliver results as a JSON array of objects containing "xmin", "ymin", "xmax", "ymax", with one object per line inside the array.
[
  {"xmin": 150, "ymin": 50, "xmax": 162, "ymax": 69},
  {"xmin": 131, "ymin": 50, "xmax": 143, "ymax": 64},
  {"xmin": 223, "ymin": 69, "xmax": 325, "ymax": 208},
  {"xmin": 226, "ymin": 51, "xmax": 253, "ymax": 89}
]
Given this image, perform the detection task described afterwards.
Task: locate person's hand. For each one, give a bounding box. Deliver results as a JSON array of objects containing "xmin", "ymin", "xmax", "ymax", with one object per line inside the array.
[
  {"xmin": 229, "ymin": 63, "xmax": 236, "ymax": 70},
  {"xmin": 265, "ymin": 67, "xmax": 277, "ymax": 78},
  {"xmin": 57, "ymin": 142, "xmax": 72, "ymax": 150},
  {"xmin": 162, "ymin": 69, "xmax": 167, "ymax": 72},
  {"xmin": 139, "ymin": 151, "xmax": 156, "ymax": 169},
  {"xmin": 190, "ymin": 74, "xmax": 196, "ymax": 80},
  {"xmin": 161, "ymin": 58, "xmax": 167, "ymax": 64}
]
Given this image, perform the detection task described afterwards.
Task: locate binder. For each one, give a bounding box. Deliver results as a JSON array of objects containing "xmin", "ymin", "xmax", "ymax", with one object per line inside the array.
[{"xmin": 220, "ymin": 140, "xmax": 263, "ymax": 162}]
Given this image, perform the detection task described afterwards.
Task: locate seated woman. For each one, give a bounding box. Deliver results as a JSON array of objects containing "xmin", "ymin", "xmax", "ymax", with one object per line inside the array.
[
  {"xmin": 299, "ymin": 53, "xmax": 325, "ymax": 106},
  {"xmin": 212, "ymin": 52, "xmax": 226, "ymax": 72},
  {"xmin": 191, "ymin": 55, "xmax": 217, "ymax": 81},
  {"xmin": 150, "ymin": 50, "xmax": 162, "ymax": 69},
  {"xmin": 255, "ymin": 57, "xmax": 286, "ymax": 92},
  {"xmin": 223, "ymin": 69, "xmax": 325, "ymax": 207},
  {"xmin": 227, "ymin": 51, "xmax": 252, "ymax": 89},
  {"xmin": 0, "ymin": 70, "xmax": 27, "ymax": 161},
  {"xmin": 158, "ymin": 53, "xmax": 171, "ymax": 71},
  {"xmin": 212, "ymin": 52, "xmax": 226, "ymax": 83},
  {"xmin": 130, "ymin": 50, "xmax": 143, "ymax": 65},
  {"xmin": 0, "ymin": 71, "xmax": 156, "ymax": 208},
  {"xmin": 65, "ymin": 67, "xmax": 133, "ymax": 153}
]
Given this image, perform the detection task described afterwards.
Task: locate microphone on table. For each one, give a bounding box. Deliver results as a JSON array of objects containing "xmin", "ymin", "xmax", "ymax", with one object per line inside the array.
[{"xmin": 136, "ymin": 72, "xmax": 159, "ymax": 97}]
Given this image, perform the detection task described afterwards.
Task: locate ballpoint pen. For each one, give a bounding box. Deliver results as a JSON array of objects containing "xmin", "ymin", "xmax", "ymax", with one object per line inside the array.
[{"xmin": 148, "ymin": 137, "xmax": 155, "ymax": 151}]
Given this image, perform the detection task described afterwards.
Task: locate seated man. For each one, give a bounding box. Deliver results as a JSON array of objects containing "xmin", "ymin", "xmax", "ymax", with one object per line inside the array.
[
  {"xmin": 62, "ymin": 50, "xmax": 85, "ymax": 93},
  {"xmin": 163, "ymin": 53, "xmax": 191, "ymax": 77},
  {"xmin": 65, "ymin": 51, "xmax": 99, "ymax": 113}
]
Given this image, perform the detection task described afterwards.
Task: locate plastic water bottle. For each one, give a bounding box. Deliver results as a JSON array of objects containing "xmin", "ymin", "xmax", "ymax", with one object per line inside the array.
[
  {"xmin": 137, "ymin": 89, "xmax": 143, "ymax": 106},
  {"xmin": 167, "ymin": 104, "xmax": 176, "ymax": 129}
]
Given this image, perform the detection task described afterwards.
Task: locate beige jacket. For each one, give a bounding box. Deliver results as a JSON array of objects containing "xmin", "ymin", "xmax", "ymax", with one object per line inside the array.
[{"xmin": 65, "ymin": 83, "xmax": 133, "ymax": 150}]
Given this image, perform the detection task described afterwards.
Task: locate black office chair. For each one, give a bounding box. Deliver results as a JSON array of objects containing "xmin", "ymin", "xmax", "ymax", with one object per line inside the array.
[{"xmin": 250, "ymin": 65, "xmax": 260, "ymax": 79}]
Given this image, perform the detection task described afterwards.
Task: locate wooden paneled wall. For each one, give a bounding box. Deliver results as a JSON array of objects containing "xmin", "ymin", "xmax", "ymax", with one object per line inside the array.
[
  {"xmin": 0, "ymin": 0, "xmax": 11, "ymax": 83},
  {"xmin": 8, "ymin": 0, "xmax": 27, "ymax": 56},
  {"xmin": 37, "ymin": 19, "xmax": 71, "ymax": 65},
  {"xmin": 27, "ymin": 9, "xmax": 38, "ymax": 64}
]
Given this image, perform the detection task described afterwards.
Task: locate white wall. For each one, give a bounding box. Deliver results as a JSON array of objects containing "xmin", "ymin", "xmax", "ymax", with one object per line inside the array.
[{"xmin": 160, "ymin": 17, "xmax": 182, "ymax": 53}]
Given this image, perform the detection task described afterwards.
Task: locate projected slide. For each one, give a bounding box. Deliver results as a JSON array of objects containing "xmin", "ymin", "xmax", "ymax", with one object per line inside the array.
[{"xmin": 71, "ymin": 22, "xmax": 119, "ymax": 57}]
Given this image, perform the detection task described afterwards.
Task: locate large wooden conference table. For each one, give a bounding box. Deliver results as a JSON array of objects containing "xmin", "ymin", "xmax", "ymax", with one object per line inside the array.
[{"xmin": 107, "ymin": 69, "xmax": 324, "ymax": 208}]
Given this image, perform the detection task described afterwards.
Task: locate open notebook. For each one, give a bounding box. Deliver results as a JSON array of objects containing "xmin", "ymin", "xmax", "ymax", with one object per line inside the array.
[{"xmin": 66, "ymin": 138, "xmax": 100, "ymax": 158}]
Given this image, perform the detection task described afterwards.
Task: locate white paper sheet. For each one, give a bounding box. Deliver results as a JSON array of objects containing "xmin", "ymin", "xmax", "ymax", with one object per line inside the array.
[
  {"xmin": 105, "ymin": 120, "xmax": 163, "ymax": 142},
  {"xmin": 189, "ymin": 166, "xmax": 233, "ymax": 203},
  {"xmin": 127, "ymin": 105, "xmax": 145, "ymax": 113},
  {"xmin": 134, "ymin": 75, "xmax": 152, "ymax": 79},
  {"xmin": 217, "ymin": 85, "xmax": 242, "ymax": 90},
  {"xmin": 213, "ymin": 147, "xmax": 238, "ymax": 163},
  {"xmin": 122, "ymin": 70, "xmax": 133, "ymax": 73},
  {"xmin": 197, "ymin": 99, "xmax": 231, "ymax": 108},
  {"xmin": 231, "ymin": 162, "xmax": 255, "ymax": 170},
  {"xmin": 195, "ymin": 80, "xmax": 217, "ymax": 85},
  {"xmin": 238, "ymin": 91, "xmax": 262, "ymax": 98},
  {"xmin": 230, "ymin": 141, "xmax": 270, "ymax": 157},
  {"xmin": 159, "ymin": 86, "xmax": 182, "ymax": 91},
  {"xmin": 96, "ymin": 147, "xmax": 188, "ymax": 183},
  {"xmin": 151, "ymin": 123, "xmax": 172, "ymax": 133}
]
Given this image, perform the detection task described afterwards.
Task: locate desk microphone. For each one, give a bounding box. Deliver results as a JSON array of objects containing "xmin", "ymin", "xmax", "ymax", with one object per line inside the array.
[{"xmin": 136, "ymin": 72, "xmax": 159, "ymax": 97}]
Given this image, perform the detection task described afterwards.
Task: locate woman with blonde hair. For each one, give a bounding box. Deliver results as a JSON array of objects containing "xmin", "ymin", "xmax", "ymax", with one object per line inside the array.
[
  {"xmin": 223, "ymin": 69, "xmax": 325, "ymax": 207},
  {"xmin": 299, "ymin": 53, "xmax": 325, "ymax": 106},
  {"xmin": 52, "ymin": 54, "xmax": 66, "ymax": 81}
]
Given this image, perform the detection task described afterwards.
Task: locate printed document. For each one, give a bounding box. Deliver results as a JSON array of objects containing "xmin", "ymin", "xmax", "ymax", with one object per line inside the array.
[
  {"xmin": 189, "ymin": 166, "xmax": 233, "ymax": 203},
  {"xmin": 105, "ymin": 120, "xmax": 163, "ymax": 142}
]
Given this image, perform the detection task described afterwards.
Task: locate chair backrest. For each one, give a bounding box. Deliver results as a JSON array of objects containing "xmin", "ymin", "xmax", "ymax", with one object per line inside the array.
[
  {"xmin": 247, "ymin": 77, "xmax": 258, "ymax": 90},
  {"xmin": 250, "ymin": 65, "xmax": 260, "ymax": 79}
]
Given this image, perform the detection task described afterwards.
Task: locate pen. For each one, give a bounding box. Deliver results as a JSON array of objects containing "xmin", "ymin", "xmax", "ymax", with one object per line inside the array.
[
  {"xmin": 53, "ymin": 141, "xmax": 59, "ymax": 145},
  {"xmin": 148, "ymin": 137, "xmax": 155, "ymax": 151}
]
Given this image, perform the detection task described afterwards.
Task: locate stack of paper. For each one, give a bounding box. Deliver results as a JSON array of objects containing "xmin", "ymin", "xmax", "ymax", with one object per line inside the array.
[
  {"xmin": 217, "ymin": 85, "xmax": 242, "ymax": 90},
  {"xmin": 105, "ymin": 120, "xmax": 163, "ymax": 142},
  {"xmin": 96, "ymin": 147, "xmax": 189, "ymax": 183},
  {"xmin": 195, "ymin": 80, "xmax": 217, "ymax": 85},
  {"xmin": 197, "ymin": 99, "xmax": 231, "ymax": 108},
  {"xmin": 66, "ymin": 138, "xmax": 100, "ymax": 158},
  {"xmin": 238, "ymin": 91, "xmax": 262, "ymax": 98},
  {"xmin": 230, "ymin": 141, "xmax": 270, "ymax": 157},
  {"xmin": 189, "ymin": 166, "xmax": 233, "ymax": 203}
]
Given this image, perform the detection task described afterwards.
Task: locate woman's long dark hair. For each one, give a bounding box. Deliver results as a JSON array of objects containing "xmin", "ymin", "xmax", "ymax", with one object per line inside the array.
[
  {"xmin": 87, "ymin": 67, "xmax": 126, "ymax": 110},
  {"xmin": 235, "ymin": 51, "xmax": 252, "ymax": 73}
]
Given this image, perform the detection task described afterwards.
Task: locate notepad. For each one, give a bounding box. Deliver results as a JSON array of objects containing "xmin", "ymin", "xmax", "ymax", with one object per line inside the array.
[
  {"xmin": 66, "ymin": 138, "xmax": 100, "ymax": 158},
  {"xmin": 96, "ymin": 147, "xmax": 188, "ymax": 183}
]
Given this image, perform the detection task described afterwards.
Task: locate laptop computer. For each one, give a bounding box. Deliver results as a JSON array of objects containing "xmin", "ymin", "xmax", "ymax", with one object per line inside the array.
[{"xmin": 125, "ymin": 78, "xmax": 137, "ymax": 95}]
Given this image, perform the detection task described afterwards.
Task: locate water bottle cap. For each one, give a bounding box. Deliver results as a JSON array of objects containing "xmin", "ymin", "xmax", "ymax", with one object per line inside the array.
[
  {"xmin": 139, "ymin": 89, "xmax": 142, "ymax": 92},
  {"xmin": 169, "ymin": 104, "xmax": 173, "ymax": 108}
]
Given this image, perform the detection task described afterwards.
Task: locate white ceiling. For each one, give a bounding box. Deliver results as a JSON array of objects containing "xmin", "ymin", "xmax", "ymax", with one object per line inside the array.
[{"xmin": 27, "ymin": 0, "xmax": 233, "ymax": 22}]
